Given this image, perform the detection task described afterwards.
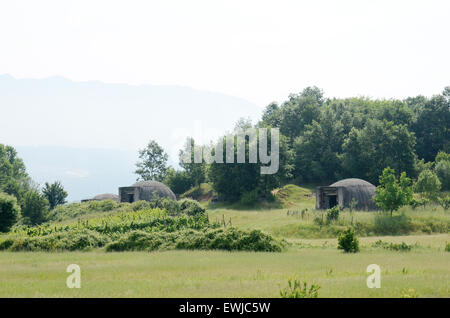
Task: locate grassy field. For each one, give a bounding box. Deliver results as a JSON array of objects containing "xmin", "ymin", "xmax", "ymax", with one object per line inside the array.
[
  {"xmin": 0, "ymin": 234, "xmax": 448, "ymax": 297},
  {"xmin": 0, "ymin": 185, "xmax": 449, "ymax": 298}
]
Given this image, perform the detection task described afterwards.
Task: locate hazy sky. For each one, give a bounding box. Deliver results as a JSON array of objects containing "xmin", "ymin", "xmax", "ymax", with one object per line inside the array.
[{"xmin": 1, "ymin": 0, "xmax": 449, "ymax": 106}]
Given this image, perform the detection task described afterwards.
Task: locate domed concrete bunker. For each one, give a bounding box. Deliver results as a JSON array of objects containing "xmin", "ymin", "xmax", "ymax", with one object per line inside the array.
[
  {"xmin": 119, "ymin": 180, "xmax": 176, "ymax": 203},
  {"xmin": 316, "ymin": 178, "xmax": 376, "ymax": 210}
]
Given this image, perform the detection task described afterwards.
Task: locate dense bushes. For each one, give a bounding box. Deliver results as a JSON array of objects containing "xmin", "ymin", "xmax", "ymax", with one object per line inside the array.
[
  {"xmin": 20, "ymin": 190, "xmax": 49, "ymax": 225},
  {"xmin": 0, "ymin": 192, "xmax": 20, "ymax": 232},
  {"xmin": 0, "ymin": 229, "xmax": 109, "ymax": 251},
  {"xmin": 105, "ymin": 228, "xmax": 284, "ymax": 252},
  {"xmin": 1, "ymin": 206, "xmax": 282, "ymax": 252},
  {"xmin": 337, "ymin": 228, "xmax": 359, "ymax": 253}
]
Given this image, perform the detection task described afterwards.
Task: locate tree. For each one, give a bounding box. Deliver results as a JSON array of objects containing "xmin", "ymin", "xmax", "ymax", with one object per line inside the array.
[
  {"xmin": 135, "ymin": 140, "xmax": 168, "ymax": 182},
  {"xmin": 0, "ymin": 144, "xmax": 31, "ymax": 202},
  {"xmin": 374, "ymin": 167, "xmax": 413, "ymax": 216},
  {"xmin": 164, "ymin": 168, "xmax": 192, "ymax": 195},
  {"xmin": 410, "ymin": 88, "xmax": 450, "ymax": 162},
  {"xmin": 435, "ymin": 160, "xmax": 450, "ymax": 191},
  {"xmin": 0, "ymin": 192, "xmax": 20, "ymax": 232},
  {"xmin": 342, "ymin": 120, "xmax": 416, "ymax": 184},
  {"xmin": 21, "ymin": 190, "xmax": 49, "ymax": 225},
  {"xmin": 42, "ymin": 181, "xmax": 68, "ymax": 210},
  {"xmin": 414, "ymin": 170, "xmax": 441, "ymax": 200}
]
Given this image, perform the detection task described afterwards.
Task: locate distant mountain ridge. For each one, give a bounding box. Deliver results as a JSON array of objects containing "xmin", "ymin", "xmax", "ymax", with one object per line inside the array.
[{"xmin": 0, "ymin": 74, "xmax": 262, "ymax": 201}]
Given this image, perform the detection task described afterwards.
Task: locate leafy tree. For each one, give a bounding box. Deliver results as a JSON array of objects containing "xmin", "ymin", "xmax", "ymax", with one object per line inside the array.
[
  {"xmin": 342, "ymin": 120, "xmax": 416, "ymax": 184},
  {"xmin": 0, "ymin": 144, "xmax": 31, "ymax": 201},
  {"xmin": 414, "ymin": 170, "xmax": 441, "ymax": 200},
  {"xmin": 435, "ymin": 160, "xmax": 450, "ymax": 191},
  {"xmin": 135, "ymin": 140, "xmax": 168, "ymax": 182},
  {"xmin": 21, "ymin": 190, "xmax": 49, "ymax": 225},
  {"xmin": 42, "ymin": 181, "xmax": 68, "ymax": 210},
  {"xmin": 410, "ymin": 88, "xmax": 450, "ymax": 162},
  {"xmin": 0, "ymin": 192, "xmax": 20, "ymax": 232},
  {"xmin": 374, "ymin": 167, "xmax": 413, "ymax": 216}
]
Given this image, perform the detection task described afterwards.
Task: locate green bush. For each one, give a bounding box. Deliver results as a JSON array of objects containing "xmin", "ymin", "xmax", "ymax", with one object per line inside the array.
[
  {"xmin": 105, "ymin": 228, "xmax": 283, "ymax": 252},
  {"xmin": 438, "ymin": 196, "xmax": 450, "ymax": 210},
  {"xmin": 409, "ymin": 197, "xmax": 429, "ymax": 209},
  {"xmin": 372, "ymin": 240, "xmax": 413, "ymax": 252},
  {"xmin": 0, "ymin": 192, "xmax": 20, "ymax": 232},
  {"xmin": 326, "ymin": 206, "xmax": 340, "ymax": 224},
  {"xmin": 3, "ymin": 229, "xmax": 109, "ymax": 251},
  {"xmin": 414, "ymin": 170, "xmax": 441, "ymax": 200},
  {"xmin": 445, "ymin": 243, "xmax": 450, "ymax": 252},
  {"xmin": 178, "ymin": 199, "xmax": 205, "ymax": 216},
  {"xmin": 279, "ymin": 278, "xmax": 320, "ymax": 298},
  {"xmin": 373, "ymin": 213, "xmax": 413, "ymax": 235},
  {"xmin": 337, "ymin": 228, "xmax": 359, "ymax": 253}
]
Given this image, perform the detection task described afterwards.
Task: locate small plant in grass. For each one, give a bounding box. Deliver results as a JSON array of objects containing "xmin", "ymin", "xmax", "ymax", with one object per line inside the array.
[
  {"xmin": 401, "ymin": 288, "xmax": 419, "ymax": 298},
  {"xmin": 279, "ymin": 278, "xmax": 320, "ymax": 298},
  {"xmin": 337, "ymin": 228, "xmax": 359, "ymax": 253},
  {"xmin": 326, "ymin": 206, "xmax": 340, "ymax": 224},
  {"xmin": 445, "ymin": 242, "xmax": 450, "ymax": 252},
  {"xmin": 372, "ymin": 240, "xmax": 413, "ymax": 252}
]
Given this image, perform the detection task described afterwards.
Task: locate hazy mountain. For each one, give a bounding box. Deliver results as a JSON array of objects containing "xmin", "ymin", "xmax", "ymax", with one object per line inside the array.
[{"xmin": 0, "ymin": 74, "xmax": 262, "ymax": 201}]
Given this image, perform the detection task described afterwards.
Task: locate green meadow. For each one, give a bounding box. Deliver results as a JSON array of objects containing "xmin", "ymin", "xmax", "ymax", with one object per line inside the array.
[{"xmin": 0, "ymin": 185, "xmax": 449, "ymax": 298}]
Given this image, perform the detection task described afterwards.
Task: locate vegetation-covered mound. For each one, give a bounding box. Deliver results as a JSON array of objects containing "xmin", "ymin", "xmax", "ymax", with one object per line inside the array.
[{"xmin": 0, "ymin": 200, "xmax": 284, "ymax": 252}]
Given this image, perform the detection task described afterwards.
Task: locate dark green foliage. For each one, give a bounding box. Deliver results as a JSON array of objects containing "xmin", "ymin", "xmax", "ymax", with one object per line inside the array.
[
  {"xmin": 0, "ymin": 192, "xmax": 20, "ymax": 232},
  {"xmin": 42, "ymin": 181, "xmax": 67, "ymax": 210},
  {"xmin": 342, "ymin": 120, "xmax": 416, "ymax": 185},
  {"xmin": 239, "ymin": 190, "xmax": 259, "ymax": 206},
  {"xmin": 279, "ymin": 278, "xmax": 320, "ymax": 298},
  {"xmin": 20, "ymin": 190, "xmax": 49, "ymax": 225},
  {"xmin": 337, "ymin": 228, "xmax": 359, "ymax": 253},
  {"xmin": 373, "ymin": 213, "xmax": 412, "ymax": 235},
  {"xmin": 164, "ymin": 168, "xmax": 192, "ymax": 195},
  {"xmin": 325, "ymin": 206, "xmax": 340, "ymax": 224},
  {"xmin": 372, "ymin": 240, "xmax": 413, "ymax": 252},
  {"xmin": 445, "ymin": 243, "xmax": 450, "ymax": 252}
]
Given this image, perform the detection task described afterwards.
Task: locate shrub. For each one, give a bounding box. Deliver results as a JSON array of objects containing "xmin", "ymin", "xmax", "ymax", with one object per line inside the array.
[
  {"xmin": 373, "ymin": 213, "xmax": 413, "ymax": 235},
  {"xmin": 337, "ymin": 228, "xmax": 359, "ymax": 253},
  {"xmin": 0, "ymin": 192, "xmax": 20, "ymax": 232},
  {"xmin": 279, "ymin": 278, "xmax": 320, "ymax": 298},
  {"xmin": 409, "ymin": 197, "xmax": 429, "ymax": 209},
  {"xmin": 131, "ymin": 200, "xmax": 151, "ymax": 211},
  {"xmin": 326, "ymin": 206, "xmax": 340, "ymax": 224},
  {"xmin": 178, "ymin": 199, "xmax": 205, "ymax": 216},
  {"xmin": 5, "ymin": 229, "xmax": 109, "ymax": 251},
  {"xmin": 438, "ymin": 195, "xmax": 450, "ymax": 210},
  {"xmin": 372, "ymin": 240, "xmax": 413, "ymax": 252},
  {"xmin": 445, "ymin": 243, "xmax": 450, "ymax": 252},
  {"xmin": 20, "ymin": 190, "xmax": 49, "ymax": 225}
]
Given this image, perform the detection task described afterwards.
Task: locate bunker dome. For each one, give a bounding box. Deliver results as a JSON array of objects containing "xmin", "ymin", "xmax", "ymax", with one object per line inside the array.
[
  {"xmin": 316, "ymin": 178, "xmax": 376, "ymax": 210},
  {"xmin": 81, "ymin": 193, "xmax": 119, "ymax": 202},
  {"xmin": 119, "ymin": 180, "xmax": 176, "ymax": 203}
]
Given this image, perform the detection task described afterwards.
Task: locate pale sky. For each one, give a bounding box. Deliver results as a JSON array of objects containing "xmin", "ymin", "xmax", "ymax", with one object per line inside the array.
[{"xmin": 1, "ymin": 0, "xmax": 449, "ymax": 107}]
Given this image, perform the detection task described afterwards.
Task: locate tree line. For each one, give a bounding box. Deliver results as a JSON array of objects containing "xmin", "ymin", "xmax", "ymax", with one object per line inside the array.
[{"xmin": 136, "ymin": 86, "xmax": 450, "ymax": 204}]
